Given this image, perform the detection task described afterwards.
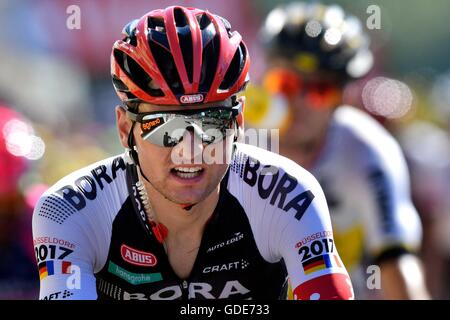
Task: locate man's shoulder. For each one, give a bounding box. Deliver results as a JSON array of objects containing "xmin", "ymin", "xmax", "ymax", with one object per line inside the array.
[
  {"xmin": 233, "ymin": 143, "xmax": 310, "ymax": 174},
  {"xmin": 332, "ymin": 106, "xmax": 402, "ymax": 159},
  {"xmin": 44, "ymin": 154, "xmax": 128, "ymax": 195},
  {"xmin": 231, "ymin": 143, "xmax": 322, "ymax": 193},
  {"xmin": 33, "ymin": 154, "xmax": 129, "ymax": 224}
]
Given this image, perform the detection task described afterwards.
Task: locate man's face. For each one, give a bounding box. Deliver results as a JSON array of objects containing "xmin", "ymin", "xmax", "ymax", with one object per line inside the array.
[
  {"xmin": 264, "ymin": 65, "xmax": 343, "ymax": 147},
  {"xmin": 116, "ymin": 100, "xmax": 235, "ymax": 205},
  {"xmin": 285, "ymin": 83, "xmax": 337, "ymax": 147}
]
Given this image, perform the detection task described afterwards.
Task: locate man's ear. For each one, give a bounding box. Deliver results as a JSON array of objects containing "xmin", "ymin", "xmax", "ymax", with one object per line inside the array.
[{"xmin": 116, "ymin": 106, "xmax": 132, "ymax": 148}]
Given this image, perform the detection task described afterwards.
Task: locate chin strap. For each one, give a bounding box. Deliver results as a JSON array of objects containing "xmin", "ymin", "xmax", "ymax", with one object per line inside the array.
[{"xmin": 127, "ymin": 122, "xmax": 152, "ymax": 183}]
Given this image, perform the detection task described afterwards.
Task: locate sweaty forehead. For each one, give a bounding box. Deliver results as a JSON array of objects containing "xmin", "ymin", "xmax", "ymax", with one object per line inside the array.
[{"xmin": 138, "ymin": 98, "xmax": 233, "ymax": 113}]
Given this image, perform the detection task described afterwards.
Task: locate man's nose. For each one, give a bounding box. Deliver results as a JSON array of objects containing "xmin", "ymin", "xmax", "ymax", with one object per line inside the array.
[{"xmin": 171, "ymin": 126, "xmax": 204, "ymax": 163}]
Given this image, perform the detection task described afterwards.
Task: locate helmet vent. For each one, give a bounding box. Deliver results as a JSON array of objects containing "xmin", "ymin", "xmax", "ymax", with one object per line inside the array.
[
  {"xmin": 197, "ymin": 13, "xmax": 211, "ymax": 30},
  {"xmin": 199, "ymin": 34, "xmax": 220, "ymax": 93},
  {"xmin": 113, "ymin": 49, "xmax": 164, "ymax": 97},
  {"xmin": 174, "ymin": 8, "xmax": 193, "ymax": 83},
  {"xmin": 148, "ymin": 40, "xmax": 184, "ymax": 95},
  {"xmin": 148, "ymin": 17, "xmax": 170, "ymax": 51},
  {"xmin": 148, "ymin": 17, "xmax": 166, "ymax": 33},
  {"xmin": 122, "ymin": 19, "xmax": 139, "ymax": 46},
  {"xmin": 219, "ymin": 42, "xmax": 246, "ymax": 90}
]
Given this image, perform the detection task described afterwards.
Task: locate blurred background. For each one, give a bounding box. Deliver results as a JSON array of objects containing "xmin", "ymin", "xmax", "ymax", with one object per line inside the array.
[{"xmin": 0, "ymin": 0, "xmax": 449, "ymax": 299}]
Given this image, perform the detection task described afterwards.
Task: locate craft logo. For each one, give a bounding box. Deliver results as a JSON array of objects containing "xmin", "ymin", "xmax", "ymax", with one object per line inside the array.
[
  {"xmin": 42, "ymin": 290, "xmax": 74, "ymax": 300},
  {"xmin": 202, "ymin": 259, "xmax": 250, "ymax": 274}
]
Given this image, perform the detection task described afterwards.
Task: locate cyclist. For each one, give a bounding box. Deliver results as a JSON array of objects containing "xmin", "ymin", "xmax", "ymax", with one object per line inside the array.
[
  {"xmin": 250, "ymin": 2, "xmax": 429, "ymax": 299},
  {"xmin": 32, "ymin": 6, "xmax": 353, "ymax": 300}
]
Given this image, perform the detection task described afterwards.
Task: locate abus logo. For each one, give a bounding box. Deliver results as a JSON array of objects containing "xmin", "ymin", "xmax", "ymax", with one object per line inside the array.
[
  {"xmin": 121, "ymin": 244, "xmax": 157, "ymax": 267},
  {"xmin": 180, "ymin": 94, "xmax": 204, "ymax": 104}
]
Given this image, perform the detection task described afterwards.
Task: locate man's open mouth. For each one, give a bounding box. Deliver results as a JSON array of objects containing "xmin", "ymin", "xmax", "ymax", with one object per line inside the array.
[{"xmin": 170, "ymin": 166, "xmax": 205, "ymax": 179}]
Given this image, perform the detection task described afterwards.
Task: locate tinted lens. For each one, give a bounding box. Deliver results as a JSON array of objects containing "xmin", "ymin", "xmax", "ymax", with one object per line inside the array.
[
  {"xmin": 263, "ymin": 68, "xmax": 303, "ymax": 96},
  {"xmin": 263, "ymin": 68, "xmax": 342, "ymax": 109},
  {"xmin": 140, "ymin": 110, "xmax": 234, "ymax": 147},
  {"xmin": 304, "ymin": 83, "xmax": 341, "ymax": 109}
]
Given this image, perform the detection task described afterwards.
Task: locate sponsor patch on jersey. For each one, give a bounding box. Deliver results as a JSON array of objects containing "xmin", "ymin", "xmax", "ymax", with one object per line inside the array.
[
  {"xmin": 206, "ymin": 232, "xmax": 244, "ymax": 253},
  {"xmin": 295, "ymin": 231, "xmax": 333, "ymax": 248},
  {"xmin": 297, "ymin": 236, "xmax": 343, "ymax": 275},
  {"xmin": 302, "ymin": 254, "xmax": 341, "ymax": 275},
  {"xmin": 38, "ymin": 260, "xmax": 72, "ymax": 280},
  {"xmin": 108, "ymin": 261, "xmax": 162, "ymax": 285},
  {"xmin": 239, "ymin": 155, "xmax": 315, "ymax": 221},
  {"xmin": 202, "ymin": 259, "xmax": 250, "ymax": 273},
  {"xmin": 42, "ymin": 290, "xmax": 74, "ymax": 300},
  {"xmin": 34, "ymin": 244, "xmax": 74, "ymax": 264},
  {"xmin": 43, "ymin": 156, "xmax": 127, "ymax": 219},
  {"xmin": 107, "ymin": 280, "xmax": 251, "ymax": 300},
  {"xmin": 120, "ymin": 244, "xmax": 157, "ymax": 267},
  {"xmin": 33, "ymin": 237, "xmax": 76, "ymax": 249}
]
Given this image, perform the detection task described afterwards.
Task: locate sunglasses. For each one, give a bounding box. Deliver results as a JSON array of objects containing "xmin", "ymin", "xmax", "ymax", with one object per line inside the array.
[
  {"xmin": 263, "ymin": 68, "xmax": 342, "ymax": 109},
  {"xmin": 126, "ymin": 102, "xmax": 242, "ymax": 147}
]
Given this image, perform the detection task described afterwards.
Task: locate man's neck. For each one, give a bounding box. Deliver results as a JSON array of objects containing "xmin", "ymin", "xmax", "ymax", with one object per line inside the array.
[{"xmin": 144, "ymin": 182, "xmax": 220, "ymax": 238}]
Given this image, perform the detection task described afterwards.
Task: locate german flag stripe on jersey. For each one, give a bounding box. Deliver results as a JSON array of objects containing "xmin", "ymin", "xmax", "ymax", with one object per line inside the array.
[
  {"xmin": 302, "ymin": 254, "xmax": 334, "ymax": 275},
  {"xmin": 38, "ymin": 261, "xmax": 71, "ymax": 280}
]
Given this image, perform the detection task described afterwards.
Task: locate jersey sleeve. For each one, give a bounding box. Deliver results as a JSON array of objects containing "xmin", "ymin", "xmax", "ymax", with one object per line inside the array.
[
  {"xmin": 355, "ymin": 125, "xmax": 422, "ymax": 261},
  {"xmin": 32, "ymin": 155, "xmax": 128, "ymax": 300},
  {"xmin": 228, "ymin": 144, "xmax": 354, "ymax": 300},
  {"xmin": 32, "ymin": 191, "xmax": 99, "ymax": 300}
]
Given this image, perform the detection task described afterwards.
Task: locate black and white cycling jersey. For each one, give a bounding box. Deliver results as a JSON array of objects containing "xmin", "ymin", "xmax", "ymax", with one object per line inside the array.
[{"xmin": 33, "ymin": 143, "xmax": 353, "ymax": 300}]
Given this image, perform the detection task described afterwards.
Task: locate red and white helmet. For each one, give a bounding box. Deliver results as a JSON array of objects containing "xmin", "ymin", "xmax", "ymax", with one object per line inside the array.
[{"xmin": 111, "ymin": 6, "xmax": 250, "ymax": 106}]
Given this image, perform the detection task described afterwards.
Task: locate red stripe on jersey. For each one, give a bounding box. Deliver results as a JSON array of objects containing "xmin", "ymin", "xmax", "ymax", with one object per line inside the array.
[{"xmin": 293, "ymin": 273, "xmax": 354, "ymax": 300}]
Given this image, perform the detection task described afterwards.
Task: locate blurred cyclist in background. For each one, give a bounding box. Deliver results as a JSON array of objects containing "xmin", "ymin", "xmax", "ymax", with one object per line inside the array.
[
  {"xmin": 246, "ymin": 2, "xmax": 430, "ymax": 299},
  {"xmin": 396, "ymin": 80, "xmax": 450, "ymax": 299},
  {"xmin": 0, "ymin": 104, "xmax": 40, "ymax": 299}
]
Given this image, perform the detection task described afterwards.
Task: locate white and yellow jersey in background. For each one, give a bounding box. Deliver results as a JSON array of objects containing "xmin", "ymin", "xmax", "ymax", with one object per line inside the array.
[{"xmin": 245, "ymin": 92, "xmax": 422, "ymax": 298}]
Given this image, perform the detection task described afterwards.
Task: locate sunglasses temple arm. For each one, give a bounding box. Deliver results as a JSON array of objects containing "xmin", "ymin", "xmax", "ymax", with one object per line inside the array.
[{"xmin": 126, "ymin": 110, "xmax": 139, "ymax": 122}]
